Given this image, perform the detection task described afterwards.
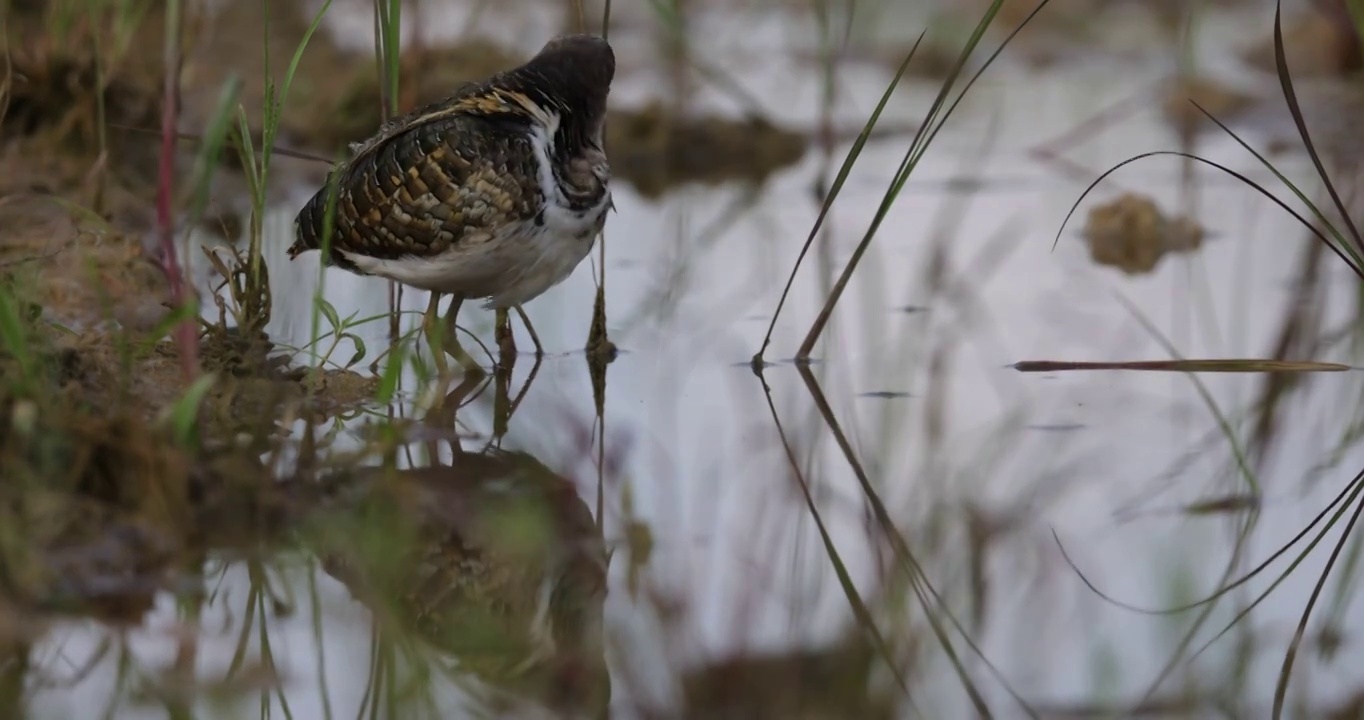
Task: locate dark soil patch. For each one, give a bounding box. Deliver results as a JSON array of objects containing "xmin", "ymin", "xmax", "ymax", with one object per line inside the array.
[{"xmin": 2, "ymin": 38, "xmax": 160, "ymax": 157}]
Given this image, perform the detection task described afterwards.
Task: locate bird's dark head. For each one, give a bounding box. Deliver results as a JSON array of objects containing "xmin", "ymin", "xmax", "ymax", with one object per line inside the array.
[{"xmin": 520, "ymin": 34, "xmax": 615, "ymax": 131}]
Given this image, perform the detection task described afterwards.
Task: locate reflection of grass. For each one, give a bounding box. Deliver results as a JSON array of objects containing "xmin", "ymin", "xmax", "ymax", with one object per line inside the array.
[
  {"xmin": 738, "ymin": 0, "xmax": 1364, "ymax": 716},
  {"xmin": 1041, "ymin": 2, "xmax": 1364, "ymax": 716},
  {"xmin": 743, "ymin": 2, "xmax": 1060, "ymax": 715}
]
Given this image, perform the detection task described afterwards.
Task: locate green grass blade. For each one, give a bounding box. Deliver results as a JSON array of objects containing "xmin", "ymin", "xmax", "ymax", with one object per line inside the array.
[
  {"xmin": 234, "ymin": 107, "xmax": 262, "ymax": 198},
  {"xmin": 183, "ymin": 75, "xmax": 243, "ymax": 228},
  {"xmin": 374, "ymin": 340, "xmax": 406, "ymax": 403},
  {"xmin": 158, "ymin": 373, "xmax": 217, "ymax": 447},
  {"xmin": 910, "ymin": 0, "xmax": 1053, "ymax": 173},
  {"xmin": 275, "ymin": 0, "xmax": 337, "ymax": 142},
  {"xmin": 0, "ymin": 282, "xmax": 35, "ymax": 393},
  {"xmin": 1270, "ymin": 1, "xmax": 1364, "ymax": 252},
  {"xmin": 796, "ymin": 0, "xmax": 1050, "ymax": 359},
  {"xmin": 1189, "ymin": 103, "xmax": 1364, "ymax": 275},
  {"xmin": 754, "ymin": 31, "xmax": 925, "ymax": 367}
]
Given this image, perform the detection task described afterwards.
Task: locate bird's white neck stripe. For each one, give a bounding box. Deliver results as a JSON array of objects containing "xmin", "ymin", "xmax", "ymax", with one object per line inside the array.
[{"xmin": 529, "ymin": 113, "xmax": 567, "ymax": 205}]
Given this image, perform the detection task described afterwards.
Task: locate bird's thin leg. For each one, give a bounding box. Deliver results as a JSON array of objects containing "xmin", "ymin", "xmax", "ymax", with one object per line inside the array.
[
  {"xmin": 513, "ymin": 304, "xmax": 544, "ymax": 357},
  {"xmin": 422, "ymin": 291, "xmax": 449, "ymax": 377},
  {"xmin": 442, "ymin": 295, "xmax": 483, "ymax": 375},
  {"xmin": 495, "ymin": 307, "xmax": 517, "ymax": 363}
]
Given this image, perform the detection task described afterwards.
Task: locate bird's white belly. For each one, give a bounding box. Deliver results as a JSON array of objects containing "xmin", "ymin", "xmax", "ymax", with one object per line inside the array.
[
  {"xmin": 480, "ymin": 195, "xmax": 609, "ymax": 308},
  {"xmin": 338, "ymin": 192, "xmax": 608, "ymax": 307}
]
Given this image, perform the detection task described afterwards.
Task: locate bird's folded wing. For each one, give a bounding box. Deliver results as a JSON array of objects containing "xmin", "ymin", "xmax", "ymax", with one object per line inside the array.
[
  {"xmin": 295, "ymin": 108, "xmax": 541, "ymax": 262},
  {"xmin": 345, "ymin": 80, "xmax": 538, "ymax": 168}
]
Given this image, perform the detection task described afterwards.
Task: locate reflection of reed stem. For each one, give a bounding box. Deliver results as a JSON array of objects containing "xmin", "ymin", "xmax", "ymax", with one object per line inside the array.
[{"xmin": 308, "ymin": 561, "xmax": 336, "ymax": 720}]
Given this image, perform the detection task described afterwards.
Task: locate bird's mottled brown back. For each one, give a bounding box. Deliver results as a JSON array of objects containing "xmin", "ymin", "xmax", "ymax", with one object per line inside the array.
[
  {"xmin": 290, "ymin": 108, "xmax": 542, "ymax": 271},
  {"xmin": 290, "ymin": 33, "xmax": 615, "ymax": 278}
]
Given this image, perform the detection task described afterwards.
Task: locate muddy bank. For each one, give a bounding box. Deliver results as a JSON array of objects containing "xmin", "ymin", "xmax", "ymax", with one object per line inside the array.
[
  {"xmin": 0, "ymin": 197, "xmax": 376, "ymax": 415},
  {"xmin": 0, "ymin": 0, "xmax": 391, "ymax": 414},
  {"xmin": 0, "ymin": 2, "xmax": 378, "ymax": 632}
]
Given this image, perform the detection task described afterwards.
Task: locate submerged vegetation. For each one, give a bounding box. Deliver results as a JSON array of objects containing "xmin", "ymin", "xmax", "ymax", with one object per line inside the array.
[{"xmin": 2, "ymin": 0, "xmax": 1364, "ymax": 717}]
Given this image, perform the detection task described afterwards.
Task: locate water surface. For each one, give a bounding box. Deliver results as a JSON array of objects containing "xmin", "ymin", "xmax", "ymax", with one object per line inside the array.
[{"xmin": 33, "ymin": 1, "xmax": 1364, "ymax": 717}]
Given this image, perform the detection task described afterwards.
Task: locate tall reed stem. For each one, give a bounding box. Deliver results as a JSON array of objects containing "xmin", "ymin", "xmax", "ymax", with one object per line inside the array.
[{"xmin": 156, "ymin": 0, "xmax": 198, "ymax": 382}]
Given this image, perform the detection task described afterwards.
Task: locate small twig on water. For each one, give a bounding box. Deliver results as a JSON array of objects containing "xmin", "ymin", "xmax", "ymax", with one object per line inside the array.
[{"xmin": 1011, "ymin": 359, "xmax": 1352, "ymax": 373}]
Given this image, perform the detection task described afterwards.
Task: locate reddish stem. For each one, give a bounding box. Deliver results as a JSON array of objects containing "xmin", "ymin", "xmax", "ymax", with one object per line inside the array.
[{"xmin": 156, "ymin": 8, "xmax": 199, "ymax": 382}]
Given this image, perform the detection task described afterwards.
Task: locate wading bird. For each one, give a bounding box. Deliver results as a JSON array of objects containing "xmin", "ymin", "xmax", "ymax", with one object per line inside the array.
[{"xmin": 288, "ymin": 34, "xmax": 615, "ymax": 375}]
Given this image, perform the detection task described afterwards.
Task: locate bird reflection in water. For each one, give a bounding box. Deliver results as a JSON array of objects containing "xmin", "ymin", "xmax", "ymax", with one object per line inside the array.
[{"xmin": 309, "ymin": 356, "xmax": 610, "ymax": 718}]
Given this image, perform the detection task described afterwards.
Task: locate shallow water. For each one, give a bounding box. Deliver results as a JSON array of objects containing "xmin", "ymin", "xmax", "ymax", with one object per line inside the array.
[{"xmin": 29, "ymin": 1, "xmax": 1364, "ymax": 717}]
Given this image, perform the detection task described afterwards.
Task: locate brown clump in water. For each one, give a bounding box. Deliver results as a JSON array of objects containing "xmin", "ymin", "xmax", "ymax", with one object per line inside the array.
[
  {"xmin": 1082, "ymin": 192, "xmax": 1206, "ymax": 275},
  {"xmin": 606, "ymin": 103, "xmax": 808, "ymax": 198}
]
